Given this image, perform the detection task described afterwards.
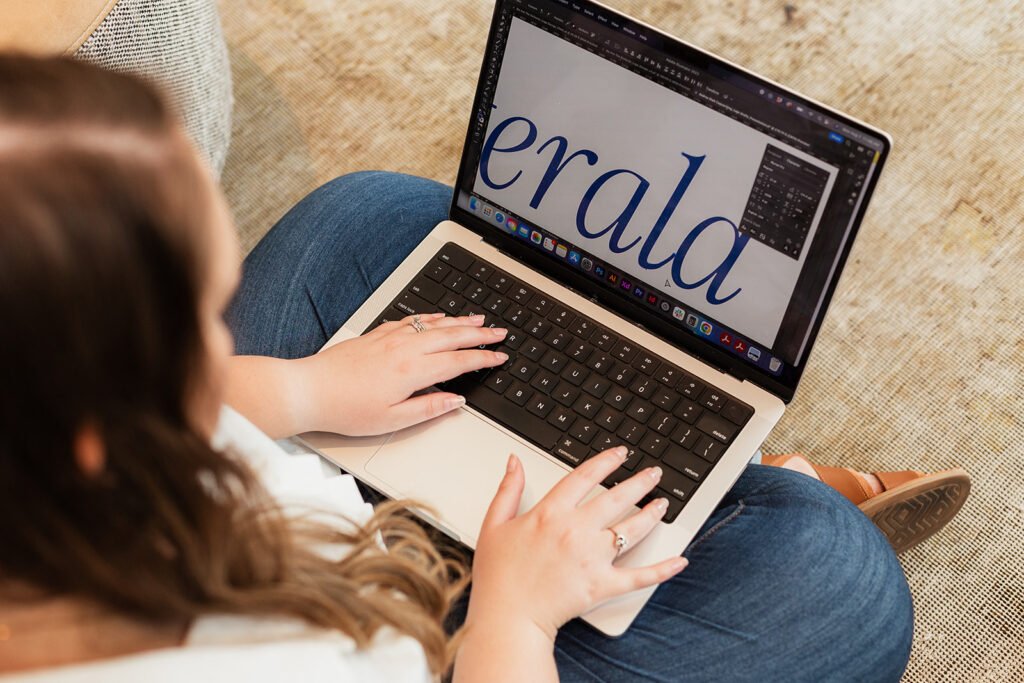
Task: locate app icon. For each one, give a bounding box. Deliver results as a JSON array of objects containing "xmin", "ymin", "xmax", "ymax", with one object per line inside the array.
[
  {"xmin": 699, "ymin": 321, "xmax": 713, "ymax": 335},
  {"xmin": 685, "ymin": 313, "xmax": 699, "ymax": 328},
  {"xmin": 555, "ymin": 244, "xmax": 568, "ymax": 258},
  {"xmin": 646, "ymin": 293, "xmax": 657, "ymax": 305},
  {"xmin": 494, "ymin": 212, "xmax": 505, "ymax": 224},
  {"xmin": 660, "ymin": 301, "xmax": 671, "ymax": 313},
  {"xmin": 469, "ymin": 197, "xmax": 479, "ymax": 211},
  {"xmin": 530, "ymin": 230, "xmax": 542, "ymax": 244},
  {"xmin": 719, "ymin": 332, "xmax": 733, "ymax": 346},
  {"xmin": 506, "ymin": 217, "xmax": 518, "ymax": 232},
  {"xmin": 769, "ymin": 357, "xmax": 783, "ymax": 372},
  {"xmin": 620, "ymin": 279, "xmax": 632, "ymax": 291},
  {"xmin": 568, "ymin": 251, "xmax": 581, "ymax": 265},
  {"xmin": 633, "ymin": 286, "xmax": 644, "ymax": 298},
  {"xmin": 482, "ymin": 206, "xmax": 493, "ymax": 217},
  {"xmin": 543, "ymin": 237, "xmax": 556, "ymax": 251},
  {"xmin": 581, "ymin": 258, "xmax": 593, "ymax": 271},
  {"xmin": 672, "ymin": 306, "xmax": 685, "ymax": 320},
  {"xmin": 608, "ymin": 272, "xmax": 618, "ymax": 285},
  {"xmin": 733, "ymin": 339, "xmax": 747, "ymax": 353},
  {"xmin": 518, "ymin": 225, "xmax": 530, "ymax": 238},
  {"xmin": 594, "ymin": 264, "xmax": 605, "ymax": 277},
  {"xmin": 747, "ymin": 346, "xmax": 761, "ymax": 362}
]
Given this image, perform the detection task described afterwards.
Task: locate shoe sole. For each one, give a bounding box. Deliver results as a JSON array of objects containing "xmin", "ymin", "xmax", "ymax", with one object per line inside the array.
[{"xmin": 859, "ymin": 469, "xmax": 971, "ymax": 554}]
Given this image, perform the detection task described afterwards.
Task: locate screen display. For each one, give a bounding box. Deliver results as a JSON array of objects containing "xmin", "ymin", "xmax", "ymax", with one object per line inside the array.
[{"xmin": 453, "ymin": 0, "xmax": 888, "ymax": 391}]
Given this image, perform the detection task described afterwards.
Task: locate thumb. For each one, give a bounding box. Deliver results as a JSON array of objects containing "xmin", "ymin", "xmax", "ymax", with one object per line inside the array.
[{"xmin": 480, "ymin": 454, "xmax": 525, "ymax": 533}]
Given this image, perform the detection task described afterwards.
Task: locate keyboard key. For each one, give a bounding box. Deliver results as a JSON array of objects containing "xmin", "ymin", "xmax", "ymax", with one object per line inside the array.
[
  {"xmin": 673, "ymin": 399, "xmax": 702, "ymax": 424},
  {"xmin": 509, "ymin": 285, "xmax": 533, "ymax": 305},
  {"xmin": 549, "ymin": 305, "xmax": 574, "ymax": 328},
  {"xmin": 615, "ymin": 419, "xmax": 644, "ymax": 445},
  {"xmin": 562, "ymin": 362, "xmax": 589, "ymax": 387},
  {"xmin": 503, "ymin": 305, "xmax": 531, "ymax": 327},
  {"xmin": 540, "ymin": 350, "xmax": 568, "ymax": 373},
  {"xmin": 527, "ymin": 395, "xmax": 555, "ymax": 419},
  {"xmin": 552, "ymin": 381, "xmax": 580, "ymax": 407},
  {"xmin": 520, "ymin": 340, "xmax": 545, "ymax": 362},
  {"xmin": 568, "ymin": 341, "xmax": 594, "ymax": 362},
  {"xmin": 663, "ymin": 447, "xmax": 709, "ymax": 481},
  {"xmin": 602, "ymin": 466, "xmax": 634, "ymax": 489},
  {"xmin": 438, "ymin": 293, "xmax": 465, "ymax": 315},
  {"xmin": 630, "ymin": 377, "xmax": 656, "ymax": 399},
  {"xmin": 569, "ymin": 318, "xmax": 595, "ymax": 339},
  {"xmin": 609, "ymin": 363, "xmax": 636, "ymax": 387},
  {"xmin": 604, "ymin": 388, "xmax": 632, "ymax": 411},
  {"xmin": 503, "ymin": 327, "xmax": 525, "ymax": 350},
  {"xmin": 625, "ymin": 401, "xmax": 653, "ymax": 424},
  {"xmin": 651, "ymin": 410, "xmax": 678, "ymax": 436},
  {"xmin": 722, "ymin": 401, "xmax": 753, "ymax": 425},
  {"xmin": 409, "ymin": 277, "xmax": 445, "ymax": 304},
  {"xmin": 635, "ymin": 353, "xmax": 659, "ymax": 375},
  {"xmin": 486, "ymin": 271, "xmax": 513, "ymax": 293},
  {"xmin": 699, "ymin": 388, "xmax": 725, "ymax": 412},
  {"xmin": 464, "ymin": 283, "xmax": 488, "ymax": 304},
  {"xmin": 655, "ymin": 365, "xmax": 681, "ymax": 386},
  {"xmin": 547, "ymin": 407, "xmax": 577, "ymax": 431},
  {"xmin": 484, "ymin": 372, "xmax": 511, "ymax": 393},
  {"xmin": 510, "ymin": 359, "xmax": 537, "ymax": 382},
  {"xmin": 483, "ymin": 293, "xmax": 510, "ymax": 315},
  {"xmin": 504, "ymin": 382, "xmax": 534, "ymax": 406},
  {"xmin": 394, "ymin": 291, "xmax": 431, "ymax": 315},
  {"xmin": 670, "ymin": 423, "xmax": 700, "ymax": 449},
  {"xmin": 525, "ymin": 318, "xmax": 551, "ymax": 338},
  {"xmin": 581, "ymin": 376, "xmax": 611, "ymax": 398},
  {"xmin": 650, "ymin": 487, "xmax": 685, "ymax": 522},
  {"xmin": 530, "ymin": 370, "xmax": 558, "ymax": 394},
  {"xmin": 692, "ymin": 435, "xmax": 725, "ymax": 462},
  {"xmin": 592, "ymin": 432, "xmax": 618, "ymax": 452},
  {"xmin": 595, "ymin": 406, "xmax": 624, "ymax": 431},
  {"xmin": 528, "ymin": 295, "xmax": 554, "ymax": 316},
  {"xmin": 545, "ymin": 329, "xmax": 571, "ymax": 350},
  {"xmin": 443, "ymin": 271, "xmax": 471, "ymax": 293},
  {"xmin": 676, "ymin": 375, "xmax": 705, "ymax": 399},
  {"xmin": 425, "ymin": 260, "xmax": 452, "ymax": 282},
  {"xmin": 553, "ymin": 436, "xmax": 589, "ymax": 466},
  {"xmin": 639, "ymin": 432, "xmax": 668, "ymax": 457},
  {"xmin": 438, "ymin": 246, "xmax": 473, "ymax": 271},
  {"xmin": 659, "ymin": 467, "xmax": 697, "ymax": 503},
  {"xmin": 696, "ymin": 413, "xmax": 738, "ymax": 443},
  {"xmin": 586, "ymin": 352, "xmax": 613, "ymax": 374},
  {"xmin": 592, "ymin": 330, "xmax": 617, "ymax": 351},
  {"xmin": 466, "ymin": 380, "xmax": 560, "ymax": 450},
  {"xmin": 572, "ymin": 395, "xmax": 602, "ymax": 419},
  {"xmin": 612, "ymin": 339, "xmax": 639, "ymax": 363},
  {"xmin": 569, "ymin": 421, "xmax": 598, "ymax": 444},
  {"xmin": 651, "ymin": 388, "xmax": 679, "ymax": 411},
  {"xmin": 468, "ymin": 261, "xmax": 493, "ymax": 282}
]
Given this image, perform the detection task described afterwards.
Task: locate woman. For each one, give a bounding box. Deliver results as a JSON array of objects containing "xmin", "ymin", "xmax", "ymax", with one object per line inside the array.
[{"xmin": 0, "ymin": 56, "xmax": 915, "ymax": 681}]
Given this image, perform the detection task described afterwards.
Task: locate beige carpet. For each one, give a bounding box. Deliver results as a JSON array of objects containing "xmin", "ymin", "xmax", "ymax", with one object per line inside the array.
[{"xmin": 218, "ymin": 0, "xmax": 1024, "ymax": 679}]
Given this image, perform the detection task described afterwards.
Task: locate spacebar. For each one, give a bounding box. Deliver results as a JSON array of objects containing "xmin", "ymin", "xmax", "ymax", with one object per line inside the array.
[{"xmin": 464, "ymin": 386, "xmax": 561, "ymax": 451}]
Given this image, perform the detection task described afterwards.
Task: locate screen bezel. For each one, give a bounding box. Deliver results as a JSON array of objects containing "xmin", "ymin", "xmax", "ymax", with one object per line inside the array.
[{"xmin": 448, "ymin": 0, "xmax": 892, "ymax": 403}]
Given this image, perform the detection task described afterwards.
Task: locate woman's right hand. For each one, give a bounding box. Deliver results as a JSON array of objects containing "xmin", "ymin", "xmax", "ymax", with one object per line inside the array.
[{"xmin": 464, "ymin": 446, "xmax": 689, "ymax": 642}]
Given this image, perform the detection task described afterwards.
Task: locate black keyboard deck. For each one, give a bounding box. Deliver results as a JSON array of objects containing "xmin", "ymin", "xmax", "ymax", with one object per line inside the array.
[{"xmin": 364, "ymin": 243, "xmax": 752, "ymax": 523}]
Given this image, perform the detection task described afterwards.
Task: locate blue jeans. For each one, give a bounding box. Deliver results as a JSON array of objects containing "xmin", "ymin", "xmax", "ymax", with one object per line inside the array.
[{"xmin": 228, "ymin": 172, "xmax": 913, "ymax": 682}]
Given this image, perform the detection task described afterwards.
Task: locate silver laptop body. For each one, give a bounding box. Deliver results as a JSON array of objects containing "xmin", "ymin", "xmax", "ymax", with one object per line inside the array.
[{"xmin": 301, "ymin": 0, "xmax": 891, "ymax": 636}]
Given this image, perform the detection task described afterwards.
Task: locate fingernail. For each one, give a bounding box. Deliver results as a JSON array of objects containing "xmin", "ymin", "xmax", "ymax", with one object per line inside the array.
[
  {"xmin": 492, "ymin": 327, "xmax": 508, "ymax": 338},
  {"xmin": 471, "ymin": 314, "xmax": 485, "ymax": 323},
  {"xmin": 648, "ymin": 466, "xmax": 663, "ymax": 481},
  {"xmin": 672, "ymin": 557, "xmax": 689, "ymax": 572},
  {"xmin": 445, "ymin": 395, "xmax": 466, "ymax": 411},
  {"xmin": 428, "ymin": 312, "xmax": 446, "ymax": 319},
  {"xmin": 507, "ymin": 454, "xmax": 518, "ymax": 473},
  {"xmin": 654, "ymin": 497, "xmax": 669, "ymax": 513},
  {"xmin": 615, "ymin": 445, "xmax": 628, "ymax": 460},
  {"xmin": 495, "ymin": 351, "xmax": 509, "ymax": 362}
]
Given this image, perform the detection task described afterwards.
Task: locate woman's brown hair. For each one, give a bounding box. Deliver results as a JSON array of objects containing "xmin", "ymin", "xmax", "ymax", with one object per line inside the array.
[{"xmin": 0, "ymin": 55, "xmax": 466, "ymax": 673}]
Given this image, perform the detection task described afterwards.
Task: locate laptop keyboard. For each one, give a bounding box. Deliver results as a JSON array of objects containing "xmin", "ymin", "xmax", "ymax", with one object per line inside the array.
[{"xmin": 363, "ymin": 242, "xmax": 752, "ymax": 523}]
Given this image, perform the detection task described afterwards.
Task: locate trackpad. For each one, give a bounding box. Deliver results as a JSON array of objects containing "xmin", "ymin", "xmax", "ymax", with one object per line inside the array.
[{"xmin": 365, "ymin": 408, "xmax": 570, "ymax": 546}]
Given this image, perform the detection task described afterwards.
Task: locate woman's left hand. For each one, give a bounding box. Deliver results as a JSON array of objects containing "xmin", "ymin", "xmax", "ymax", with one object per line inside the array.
[{"xmin": 294, "ymin": 312, "xmax": 507, "ymax": 436}]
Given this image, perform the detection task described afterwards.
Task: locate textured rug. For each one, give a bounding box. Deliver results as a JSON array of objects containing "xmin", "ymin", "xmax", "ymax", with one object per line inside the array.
[{"xmin": 218, "ymin": 0, "xmax": 1024, "ymax": 679}]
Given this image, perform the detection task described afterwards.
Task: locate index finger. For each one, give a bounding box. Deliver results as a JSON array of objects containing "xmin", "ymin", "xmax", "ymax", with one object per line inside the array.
[{"xmin": 541, "ymin": 446, "xmax": 629, "ymax": 509}]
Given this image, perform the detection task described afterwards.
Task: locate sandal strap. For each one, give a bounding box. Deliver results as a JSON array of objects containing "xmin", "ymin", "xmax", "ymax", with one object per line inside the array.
[
  {"xmin": 808, "ymin": 464, "xmax": 875, "ymax": 505},
  {"xmin": 759, "ymin": 453, "xmax": 802, "ymax": 468},
  {"xmin": 873, "ymin": 470, "xmax": 924, "ymax": 491}
]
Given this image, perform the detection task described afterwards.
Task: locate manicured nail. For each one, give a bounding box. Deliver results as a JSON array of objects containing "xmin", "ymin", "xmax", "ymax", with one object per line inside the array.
[
  {"xmin": 492, "ymin": 327, "xmax": 508, "ymax": 338},
  {"xmin": 654, "ymin": 497, "xmax": 669, "ymax": 513},
  {"xmin": 445, "ymin": 395, "xmax": 466, "ymax": 411},
  {"xmin": 427, "ymin": 312, "xmax": 446, "ymax": 319},
  {"xmin": 495, "ymin": 351, "xmax": 509, "ymax": 362},
  {"xmin": 648, "ymin": 466, "xmax": 663, "ymax": 481},
  {"xmin": 671, "ymin": 557, "xmax": 689, "ymax": 572},
  {"xmin": 470, "ymin": 314, "xmax": 485, "ymax": 323},
  {"xmin": 615, "ymin": 445, "xmax": 628, "ymax": 460},
  {"xmin": 507, "ymin": 454, "xmax": 518, "ymax": 473}
]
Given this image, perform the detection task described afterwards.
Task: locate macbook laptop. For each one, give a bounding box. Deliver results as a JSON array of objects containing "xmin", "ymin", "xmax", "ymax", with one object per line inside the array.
[{"xmin": 300, "ymin": 0, "xmax": 891, "ymax": 636}]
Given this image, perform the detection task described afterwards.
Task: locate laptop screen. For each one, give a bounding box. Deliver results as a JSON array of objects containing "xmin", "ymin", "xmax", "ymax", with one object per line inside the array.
[{"xmin": 451, "ymin": 0, "xmax": 890, "ymax": 401}]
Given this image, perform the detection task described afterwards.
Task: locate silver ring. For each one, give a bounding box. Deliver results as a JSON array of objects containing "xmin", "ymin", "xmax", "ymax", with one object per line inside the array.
[
  {"xmin": 409, "ymin": 315, "xmax": 425, "ymax": 333},
  {"xmin": 612, "ymin": 530, "xmax": 628, "ymax": 557}
]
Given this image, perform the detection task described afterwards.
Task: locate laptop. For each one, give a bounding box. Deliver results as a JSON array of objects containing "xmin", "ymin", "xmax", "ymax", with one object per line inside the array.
[{"xmin": 300, "ymin": 0, "xmax": 891, "ymax": 636}]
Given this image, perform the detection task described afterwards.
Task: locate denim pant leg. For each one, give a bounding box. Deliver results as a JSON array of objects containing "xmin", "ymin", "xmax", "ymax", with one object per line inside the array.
[
  {"xmin": 553, "ymin": 465, "xmax": 913, "ymax": 683},
  {"xmin": 228, "ymin": 171, "xmax": 453, "ymax": 358}
]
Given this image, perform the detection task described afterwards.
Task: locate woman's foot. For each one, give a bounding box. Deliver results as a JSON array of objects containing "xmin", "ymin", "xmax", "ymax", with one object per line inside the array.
[{"xmin": 762, "ymin": 453, "xmax": 971, "ymax": 554}]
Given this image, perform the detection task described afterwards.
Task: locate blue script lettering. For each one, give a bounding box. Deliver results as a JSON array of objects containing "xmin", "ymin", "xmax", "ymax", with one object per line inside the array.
[{"xmin": 479, "ymin": 114, "xmax": 748, "ymax": 306}]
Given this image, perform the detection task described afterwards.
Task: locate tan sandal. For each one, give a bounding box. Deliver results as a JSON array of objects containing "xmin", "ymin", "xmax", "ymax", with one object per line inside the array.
[{"xmin": 762, "ymin": 454, "xmax": 971, "ymax": 553}]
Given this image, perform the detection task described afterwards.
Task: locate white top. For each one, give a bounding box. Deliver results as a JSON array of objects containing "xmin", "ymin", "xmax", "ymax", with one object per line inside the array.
[{"xmin": 2, "ymin": 407, "xmax": 432, "ymax": 683}]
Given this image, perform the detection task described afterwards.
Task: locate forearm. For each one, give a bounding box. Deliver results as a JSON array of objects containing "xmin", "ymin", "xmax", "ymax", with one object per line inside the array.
[
  {"xmin": 224, "ymin": 355, "xmax": 316, "ymax": 439},
  {"xmin": 452, "ymin": 614, "xmax": 559, "ymax": 683}
]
